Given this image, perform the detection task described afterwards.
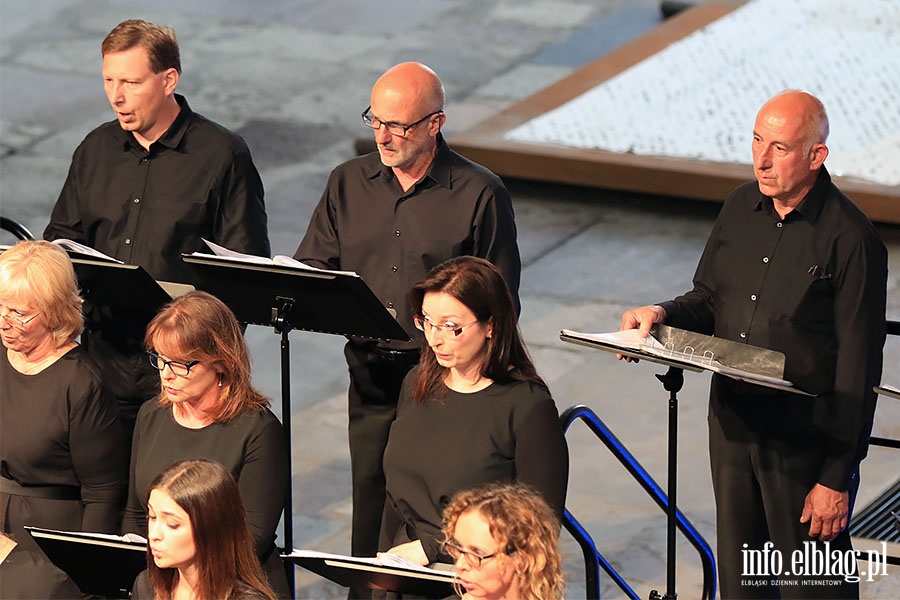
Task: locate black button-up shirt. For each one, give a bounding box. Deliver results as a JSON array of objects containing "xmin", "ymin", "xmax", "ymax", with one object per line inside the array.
[
  {"xmin": 44, "ymin": 94, "xmax": 270, "ymax": 284},
  {"xmin": 660, "ymin": 167, "xmax": 887, "ymax": 490},
  {"xmin": 294, "ymin": 134, "xmax": 521, "ymax": 345}
]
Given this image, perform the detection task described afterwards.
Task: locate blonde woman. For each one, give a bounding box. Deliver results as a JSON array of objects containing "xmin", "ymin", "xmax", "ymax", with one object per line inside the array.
[{"xmin": 0, "ymin": 241, "xmax": 125, "ymax": 553}]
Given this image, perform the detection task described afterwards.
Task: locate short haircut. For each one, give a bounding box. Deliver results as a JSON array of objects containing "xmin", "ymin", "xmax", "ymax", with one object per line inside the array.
[
  {"xmin": 101, "ymin": 19, "xmax": 181, "ymax": 74},
  {"xmin": 0, "ymin": 240, "xmax": 83, "ymax": 346}
]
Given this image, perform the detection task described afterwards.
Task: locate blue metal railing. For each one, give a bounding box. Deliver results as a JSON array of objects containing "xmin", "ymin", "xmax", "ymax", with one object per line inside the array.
[{"xmin": 560, "ymin": 404, "xmax": 717, "ymax": 599}]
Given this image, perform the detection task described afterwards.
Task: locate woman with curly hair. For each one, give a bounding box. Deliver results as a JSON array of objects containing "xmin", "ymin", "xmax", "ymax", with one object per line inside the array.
[{"xmin": 441, "ymin": 482, "xmax": 564, "ymax": 600}]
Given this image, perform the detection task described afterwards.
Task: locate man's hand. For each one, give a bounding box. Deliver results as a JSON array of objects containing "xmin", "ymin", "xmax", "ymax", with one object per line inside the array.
[
  {"xmin": 380, "ymin": 539, "xmax": 429, "ymax": 566},
  {"xmin": 617, "ymin": 305, "xmax": 666, "ymax": 361},
  {"xmin": 800, "ymin": 483, "xmax": 849, "ymax": 541}
]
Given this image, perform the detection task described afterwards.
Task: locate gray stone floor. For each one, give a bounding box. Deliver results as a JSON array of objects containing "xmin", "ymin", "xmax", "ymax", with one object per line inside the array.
[{"xmin": 2, "ymin": 1, "xmax": 898, "ymax": 598}]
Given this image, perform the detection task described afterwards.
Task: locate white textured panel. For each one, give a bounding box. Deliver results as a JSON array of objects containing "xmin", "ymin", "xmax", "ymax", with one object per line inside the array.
[{"xmin": 506, "ymin": 0, "xmax": 900, "ymax": 186}]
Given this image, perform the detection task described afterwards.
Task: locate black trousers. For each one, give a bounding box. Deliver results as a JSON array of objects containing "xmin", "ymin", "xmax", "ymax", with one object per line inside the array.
[
  {"xmin": 344, "ymin": 341, "xmax": 419, "ymax": 599},
  {"xmin": 708, "ymin": 377, "xmax": 860, "ymax": 600}
]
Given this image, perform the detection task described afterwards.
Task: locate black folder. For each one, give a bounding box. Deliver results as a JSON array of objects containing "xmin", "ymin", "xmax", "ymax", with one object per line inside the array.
[
  {"xmin": 284, "ymin": 551, "xmax": 456, "ymax": 598},
  {"xmin": 26, "ymin": 526, "xmax": 146, "ymax": 599}
]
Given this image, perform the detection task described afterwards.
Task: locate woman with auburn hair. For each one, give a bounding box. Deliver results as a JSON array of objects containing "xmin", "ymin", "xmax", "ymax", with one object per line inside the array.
[
  {"xmin": 122, "ymin": 291, "xmax": 289, "ymax": 597},
  {"xmin": 379, "ymin": 257, "xmax": 568, "ymax": 576},
  {"xmin": 442, "ymin": 482, "xmax": 565, "ymax": 600},
  {"xmin": 131, "ymin": 459, "xmax": 276, "ymax": 600},
  {"xmin": 0, "ymin": 241, "xmax": 125, "ymax": 554}
]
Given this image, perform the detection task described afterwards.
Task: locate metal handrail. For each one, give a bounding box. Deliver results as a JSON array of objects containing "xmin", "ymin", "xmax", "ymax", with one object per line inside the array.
[
  {"xmin": 560, "ymin": 404, "xmax": 717, "ymax": 600},
  {"xmin": 1, "ymin": 216, "xmax": 36, "ymax": 241}
]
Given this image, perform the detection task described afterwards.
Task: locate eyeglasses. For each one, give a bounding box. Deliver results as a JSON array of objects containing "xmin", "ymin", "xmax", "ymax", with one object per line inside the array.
[
  {"xmin": 413, "ymin": 315, "xmax": 480, "ymax": 337},
  {"xmin": 147, "ymin": 351, "xmax": 201, "ymax": 377},
  {"xmin": 444, "ymin": 539, "xmax": 513, "ymax": 569},
  {"xmin": 0, "ymin": 308, "xmax": 38, "ymax": 329},
  {"xmin": 361, "ymin": 106, "xmax": 443, "ymax": 138}
]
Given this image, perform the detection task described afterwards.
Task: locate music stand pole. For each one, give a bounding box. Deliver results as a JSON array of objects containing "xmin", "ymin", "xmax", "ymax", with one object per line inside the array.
[
  {"xmin": 650, "ymin": 366, "xmax": 683, "ymax": 600},
  {"xmin": 273, "ymin": 298, "xmax": 295, "ymax": 596}
]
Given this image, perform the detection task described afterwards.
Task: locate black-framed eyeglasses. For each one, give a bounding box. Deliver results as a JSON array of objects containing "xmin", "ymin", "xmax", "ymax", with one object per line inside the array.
[
  {"xmin": 444, "ymin": 539, "xmax": 513, "ymax": 569},
  {"xmin": 147, "ymin": 351, "xmax": 201, "ymax": 377},
  {"xmin": 361, "ymin": 105, "xmax": 443, "ymax": 138},
  {"xmin": 413, "ymin": 315, "xmax": 480, "ymax": 338},
  {"xmin": 0, "ymin": 309, "xmax": 38, "ymax": 329}
]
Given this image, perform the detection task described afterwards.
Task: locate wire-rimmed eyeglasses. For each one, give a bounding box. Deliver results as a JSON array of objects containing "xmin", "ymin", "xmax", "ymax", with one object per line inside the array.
[
  {"xmin": 444, "ymin": 539, "xmax": 513, "ymax": 569},
  {"xmin": 147, "ymin": 351, "xmax": 201, "ymax": 377},
  {"xmin": 0, "ymin": 308, "xmax": 38, "ymax": 329},
  {"xmin": 361, "ymin": 105, "xmax": 443, "ymax": 138},
  {"xmin": 413, "ymin": 315, "xmax": 480, "ymax": 338}
]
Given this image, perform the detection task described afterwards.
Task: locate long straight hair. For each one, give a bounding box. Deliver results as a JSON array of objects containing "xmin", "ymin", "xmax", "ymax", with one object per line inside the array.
[
  {"xmin": 409, "ymin": 256, "xmax": 547, "ymax": 404},
  {"xmin": 147, "ymin": 459, "xmax": 275, "ymax": 600}
]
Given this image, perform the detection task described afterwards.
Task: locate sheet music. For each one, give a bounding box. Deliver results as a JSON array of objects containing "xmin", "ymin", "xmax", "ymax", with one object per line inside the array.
[
  {"xmin": 199, "ymin": 239, "xmax": 358, "ymax": 277},
  {"xmin": 51, "ymin": 239, "xmax": 123, "ymax": 263}
]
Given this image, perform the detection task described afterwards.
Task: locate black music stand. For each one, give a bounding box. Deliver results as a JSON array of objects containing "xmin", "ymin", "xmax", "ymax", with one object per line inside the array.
[
  {"xmin": 182, "ymin": 253, "xmax": 411, "ymax": 593},
  {"xmin": 26, "ymin": 527, "xmax": 147, "ymax": 599},
  {"xmin": 68, "ymin": 257, "xmax": 191, "ymax": 320},
  {"xmin": 283, "ymin": 551, "xmax": 455, "ymax": 598},
  {"xmin": 561, "ymin": 324, "xmax": 805, "ymax": 600}
]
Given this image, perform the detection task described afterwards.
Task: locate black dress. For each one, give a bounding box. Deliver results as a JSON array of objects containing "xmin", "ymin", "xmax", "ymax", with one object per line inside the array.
[
  {"xmin": 0, "ymin": 346, "xmax": 127, "ymax": 554},
  {"xmin": 380, "ymin": 369, "xmax": 569, "ymax": 563},
  {"xmin": 0, "ymin": 543, "xmax": 83, "ymax": 599},
  {"xmin": 122, "ymin": 400, "xmax": 290, "ymax": 597}
]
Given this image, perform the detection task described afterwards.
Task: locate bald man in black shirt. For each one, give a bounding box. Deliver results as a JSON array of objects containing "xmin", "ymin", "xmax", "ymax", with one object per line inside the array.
[
  {"xmin": 621, "ymin": 90, "xmax": 886, "ymax": 599},
  {"xmin": 294, "ymin": 63, "xmax": 520, "ymax": 592}
]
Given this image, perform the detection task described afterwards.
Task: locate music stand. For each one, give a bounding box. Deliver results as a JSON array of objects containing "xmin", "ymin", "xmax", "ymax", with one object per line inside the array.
[
  {"xmin": 561, "ymin": 324, "xmax": 806, "ymax": 599},
  {"xmin": 283, "ymin": 551, "xmax": 455, "ymax": 598},
  {"xmin": 182, "ymin": 254, "xmax": 411, "ymax": 592},
  {"xmin": 25, "ymin": 527, "xmax": 147, "ymax": 599}
]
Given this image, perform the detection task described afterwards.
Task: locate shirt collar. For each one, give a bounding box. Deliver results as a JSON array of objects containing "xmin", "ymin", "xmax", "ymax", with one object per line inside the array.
[
  {"xmin": 117, "ymin": 93, "xmax": 192, "ymax": 152},
  {"xmin": 366, "ymin": 133, "xmax": 453, "ymax": 189},
  {"xmin": 753, "ymin": 166, "xmax": 831, "ymax": 223}
]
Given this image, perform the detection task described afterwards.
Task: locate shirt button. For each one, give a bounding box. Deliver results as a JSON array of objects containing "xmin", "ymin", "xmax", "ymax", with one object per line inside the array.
[
  {"xmin": 395, "ymin": 230, "xmax": 401, "ymax": 237},
  {"xmin": 140, "ymin": 157, "xmax": 149, "ymax": 163},
  {"xmin": 391, "ymin": 265, "xmax": 398, "ymax": 272},
  {"xmin": 740, "ymin": 332, "xmax": 747, "ymax": 339},
  {"xmin": 133, "ymin": 198, "xmax": 140, "ymax": 204},
  {"xmin": 762, "ymin": 257, "xmax": 769, "ymax": 263},
  {"xmin": 776, "ymin": 222, "xmax": 783, "ymax": 228},
  {"xmin": 750, "ymin": 294, "xmax": 757, "ymax": 301},
  {"xmin": 125, "ymin": 238, "xmax": 132, "ymax": 245}
]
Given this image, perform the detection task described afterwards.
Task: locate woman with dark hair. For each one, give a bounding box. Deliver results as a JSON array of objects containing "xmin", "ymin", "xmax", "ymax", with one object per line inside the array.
[
  {"xmin": 379, "ymin": 256, "xmax": 568, "ymax": 571},
  {"xmin": 0, "ymin": 241, "xmax": 125, "ymax": 554},
  {"xmin": 442, "ymin": 482, "xmax": 565, "ymax": 600},
  {"xmin": 131, "ymin": 459, "xmax": 276, "ymax": 600},
  {"xmin": 122, "ymin": 291, "xmax": 289, "ymax": 597}
]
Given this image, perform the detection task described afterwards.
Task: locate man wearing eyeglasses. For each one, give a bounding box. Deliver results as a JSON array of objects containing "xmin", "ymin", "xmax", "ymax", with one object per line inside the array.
[{"xmin": 294, "ymin": 62, "xmax": 520, "ymax": 593}]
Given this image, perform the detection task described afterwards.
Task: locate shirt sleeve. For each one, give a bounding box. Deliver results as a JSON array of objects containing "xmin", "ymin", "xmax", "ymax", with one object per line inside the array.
[
  {"xmin": 44, "ymin": 146, "xmax": 87, "ymax": 243},
  {"xmin": 239, "ymin": 412, "xmax": 290, "ymax": 558},
  {"xmin": 293, "ymin": 172, "xmax": 342, "ymax": 270},
  {"xmin": 473, "ymin": 184, "xmax": 522, "ymax": 315},
  {"xmin": 212, "ymin": 150, "xmax": 271, "ymax": 258},
  {"xmin": 68, "ymin": 368, "xmax": 128, "ymax": 533},
  {"xmin": 658, "ymin": 212, "xmax": 723, "ymax": 334},
  {"xmin": 513, "ymin": 392, "xmax": 569, "ymax": 521},
  {"xmin": 817, "ymin": 232, "xmax": 886, "ymax": 490}
]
